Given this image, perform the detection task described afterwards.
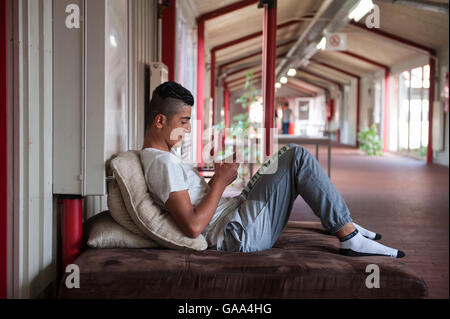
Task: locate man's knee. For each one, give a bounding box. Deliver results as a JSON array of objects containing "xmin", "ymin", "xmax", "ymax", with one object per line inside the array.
[
  {"xmin": 287, "ymin": 143, "xmax": 305, "ymax": 154},
  {"xmin": 287, "ymin": 143, "xmax": 313, "ymax": 161}
]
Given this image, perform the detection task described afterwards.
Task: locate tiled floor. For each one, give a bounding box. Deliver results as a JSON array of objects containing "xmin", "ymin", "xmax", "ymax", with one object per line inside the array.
[{"xmin": 289, "ymin": 144, "xmax": 449, "ymax": 299}]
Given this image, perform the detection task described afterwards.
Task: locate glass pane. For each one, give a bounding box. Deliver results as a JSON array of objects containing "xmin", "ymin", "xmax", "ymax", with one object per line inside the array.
[
  {"xmin": 411, "ymin": 67, "xmax": 423, "ymax": 88},
  {"xmin": 398, "ymin": 72, "xmax": 410, "ymax": 151},
  {"xmin": 249, "ymin": 100, "xmax": 264, "ymax": 123},
  {"xmin": 421, "ymin": 101, "xmax": 429, "ymax": 147},
  {"xmin": 389, "ymin": 76, "xmax": 399, "ymax": 151},
  {"xmin": 176, "ymin": 11, "xmax": 198, "ymax": 163},
  {"xmin": 373, "ymin": 80, "xmax": 382, "ymax": 124},
  {"xmin": 409, "ymin": 99, "xmax": 421, "ymax": 149},
  {"xmin": 298, "ymin": 101, "xmax": 309, "ymax": 120},
  {"xmin": 402, "ymin": 70, "xmax": 410, "ymax": 83},
  {"xmin": 423, "ymin": 65, "xmax": 430, "ymax": 89}
]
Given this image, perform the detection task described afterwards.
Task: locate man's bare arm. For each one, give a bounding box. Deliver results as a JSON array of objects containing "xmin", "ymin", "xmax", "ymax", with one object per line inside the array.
[{"xmin": 165, "ymin": 162, "xmax": 238, "ymax": 238}]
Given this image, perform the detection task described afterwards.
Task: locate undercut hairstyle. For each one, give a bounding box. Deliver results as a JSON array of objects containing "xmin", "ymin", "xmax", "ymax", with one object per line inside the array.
[{"xmin": 145, "ymin": 81, "xmax": 194, "ymax": 130}]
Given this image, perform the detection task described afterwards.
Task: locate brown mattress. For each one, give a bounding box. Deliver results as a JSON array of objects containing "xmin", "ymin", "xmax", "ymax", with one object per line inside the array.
[{"xmin": 58, "ymin": 221, "xmax": 427, "ymax": 299}]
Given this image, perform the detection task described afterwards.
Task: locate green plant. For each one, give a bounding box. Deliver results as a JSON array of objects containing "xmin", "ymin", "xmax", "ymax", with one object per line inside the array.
[
  {"xmin": 212, "ymin": 71, "xmax": 260, "ymax": 186},
  {"xmin": 234, "ymin": 71, "xmax": 259, "ymax": 109},
  {"xmin": 357, "ymin": 123, "xmax": 383, "ymax": 156},
  {"xmin": 410, "ymin": 146, "xmax": 427, "ymax": 158}
]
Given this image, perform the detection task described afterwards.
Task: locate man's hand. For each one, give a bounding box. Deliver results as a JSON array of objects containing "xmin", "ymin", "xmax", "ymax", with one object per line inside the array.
[
  {"xmin": 212, "ymin": 160, "xmax": 239, "ymax": 188},
  {"xmin": 167, "ymin": 160, "xmax": 234, "ymax": 238}
]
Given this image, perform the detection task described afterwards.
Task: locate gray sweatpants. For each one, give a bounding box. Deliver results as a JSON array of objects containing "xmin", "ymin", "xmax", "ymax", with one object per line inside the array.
[{"xmin": 220, "ymin": 143, "xmax": 353, "ymax": 252}]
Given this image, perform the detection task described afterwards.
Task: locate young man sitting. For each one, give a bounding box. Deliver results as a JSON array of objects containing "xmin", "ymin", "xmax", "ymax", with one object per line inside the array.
[{"xmin": 140, "ymin": 81, "xmax": 404, "ymax": 258}]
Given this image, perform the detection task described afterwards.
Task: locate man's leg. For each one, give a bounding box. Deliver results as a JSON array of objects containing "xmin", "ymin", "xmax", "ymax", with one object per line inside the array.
[
  {"xmin": 222, "ymin": 143, "xmax": 404, "ymax": 258},
  {"xmin": 222, "ymin": 143, "xmax": 352, "ymax": 252}
]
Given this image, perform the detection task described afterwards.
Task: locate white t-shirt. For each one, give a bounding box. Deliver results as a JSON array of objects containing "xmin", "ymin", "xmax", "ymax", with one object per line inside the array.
[{"xmin": 140, "ymin": 147, "xmax": 242, "ymax": 249}]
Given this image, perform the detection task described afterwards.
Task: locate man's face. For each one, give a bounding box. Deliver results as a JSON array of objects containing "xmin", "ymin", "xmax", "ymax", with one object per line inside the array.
[{"xmin": 163, "ymin": 105, "xmax": 192, "ymax": 148}]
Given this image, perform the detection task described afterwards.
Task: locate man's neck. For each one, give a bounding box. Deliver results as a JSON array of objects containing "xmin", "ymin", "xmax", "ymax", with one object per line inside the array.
[{"xmin": 142, "ymin": 130, "xmax": 170, "ymax": 152}]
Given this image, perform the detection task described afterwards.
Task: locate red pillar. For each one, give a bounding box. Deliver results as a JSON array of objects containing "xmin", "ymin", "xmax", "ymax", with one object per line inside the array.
[
  {"xmin": 196, "ymin": 20, "xmax": 205, "ymax": 163},
  {"xmin": 427, "ymin": 57, "xmax": 436, "ymax": 164},
  {"xmin": 61, "ymin": 198, "xmax": 83, "ymax": 271},
  {"xmin": 261, "ymin": 0, "xmax": 277, "ymax": 158},
  {"xmin": 211, "ymin": 49, "xmax": 216, "ymax": 126},
  {"xmin": 162, "ymin": 0, "xmax": 176, "ymax": 81},
  {"xmin": 224, "ymin": 84, "xmax": 230, "ymax": 128},
  {"xmin": 383, "ymin": 70, "xmax": 390, "ymax": 152},
  {"xmin": 0, "ymin": 0, "xmax": 8, "ymax": 300}
]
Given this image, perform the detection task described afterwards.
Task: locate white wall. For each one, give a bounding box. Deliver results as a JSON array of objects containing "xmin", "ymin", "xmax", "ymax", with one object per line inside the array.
[
  {"xmin": 7, "ymin": 0, "xmax": 160, "ymax": 298},
  {"xmin": 434, "ymin": 49, "xmax": 449, "ymax": 167},
  {"xmin": 341, "ymin": 79, "xmax": 357, "ymax": 146},
  {"xmin": 360, "ymin": 77, "xmax": 374, "ymax": 131},
  {"xmin": 128, "ymin": 0, "xmax": 158, "ymax": 150},
  {"xmin": 85, "ymin": 0, "xmax": 158, "ymax": 219},
  {"xmin": 8, "ymin": 0, "xmax": 54, "ymax": 298},
  {"xmin": 6, "ymin": 0, "xmax": 14, "ymax": 299}
]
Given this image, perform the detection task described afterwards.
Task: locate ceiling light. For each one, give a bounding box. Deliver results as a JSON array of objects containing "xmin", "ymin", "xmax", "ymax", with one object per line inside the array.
[
  {"xmin": 275, "ymin": 82, "xmax": 281, "ymax": 89},
  {"xmin": 348, "ymin": 0, "xmax": 374, "ymax": 22},
  {"xmin": 316, "ymin": 37, "xmax": 326, "ymax": 50},
  {"xmin": 110, "ymin": 35, "xmax": 118, "ymax": 48},
  {"xmin": 287, "ymin": 68, "xmax": 296, "ymax": 77},
  {"xmin": 280, "ymin": 76, "xmax": 288, "ymax": 84}
]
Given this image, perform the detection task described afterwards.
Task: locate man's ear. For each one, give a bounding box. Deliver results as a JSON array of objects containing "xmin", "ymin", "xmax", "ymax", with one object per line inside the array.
[{"xmin": 154, "ymin": 114, "xmax": 166, "ymax": 129}]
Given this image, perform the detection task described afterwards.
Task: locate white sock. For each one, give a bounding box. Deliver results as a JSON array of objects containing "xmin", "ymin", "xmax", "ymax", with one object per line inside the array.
[
  {"xmin": 340, "ymin": 230, "xmax": 404, "ymax": 258},
  {"xmin": 352, "ymin": 222, "xmax": 380, "ymax": 240}
]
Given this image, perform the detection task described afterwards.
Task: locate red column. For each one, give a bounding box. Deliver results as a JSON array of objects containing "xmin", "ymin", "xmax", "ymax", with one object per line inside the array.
[
  {"xmin": 261, "ymin": 0, "xmax": 277, "ymax": 158},
  {"xmin": 383, "ymin": 70, "xmax": 390, "ymax": 152},
  {"xmin": 162, "ymin": 0, "xmax": 176, "ymax": 81},
  {"xmin": 427, "ymin": 57, "xmax": 435, "ymax": 164},
  {"xmin": 61, "ymin": 198, "xmax": 83, "ymax": 271},
  {"xmin": 0, "ymin": 0, "xmax": 8, "ymax": 300},
  {"xmin": 224, "ymin": 84, "xmax": 230, "ymax": 128},
  {"xmin": 210, "ymin": 49, "xmax": 216, "ymax": 125},
  {"xmin": 196, "ymin": 20, "xmax": 205, "ymax": 163}
]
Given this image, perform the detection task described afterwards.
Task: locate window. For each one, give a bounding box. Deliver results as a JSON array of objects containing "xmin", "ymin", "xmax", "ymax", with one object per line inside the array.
[
  {"xmin": 298, "ymin": 101, "xmax": 309, "ymax": 120},
  {"xmin": 396, "ymin": 65, "xmax": 429, "ymax": 158},
  {"xmin": 176, "ymin": 9, "xmax": 197, "ymax": 163},
  {"xmin": 249, "ymin": 98, "xmax": 263, "ymax": 124}
]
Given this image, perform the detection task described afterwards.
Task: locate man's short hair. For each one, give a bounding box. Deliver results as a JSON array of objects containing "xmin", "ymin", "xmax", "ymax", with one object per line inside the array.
[{"xmin": 146, "ymin": 82, "xmax": 194, "ymax": 130}]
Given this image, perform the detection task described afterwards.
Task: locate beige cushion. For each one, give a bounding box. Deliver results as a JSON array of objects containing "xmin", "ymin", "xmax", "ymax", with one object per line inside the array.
[
  {"xmin": 85, "ymin": 211, "xmax": 160, "ymax": 249},
  {"xmin": 110, "ymin": 150, "xmax": 208, "ymax": 251},
  {"xmin": 107, "ymin": 176, "xmax": 148, "ymax": 238}
]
